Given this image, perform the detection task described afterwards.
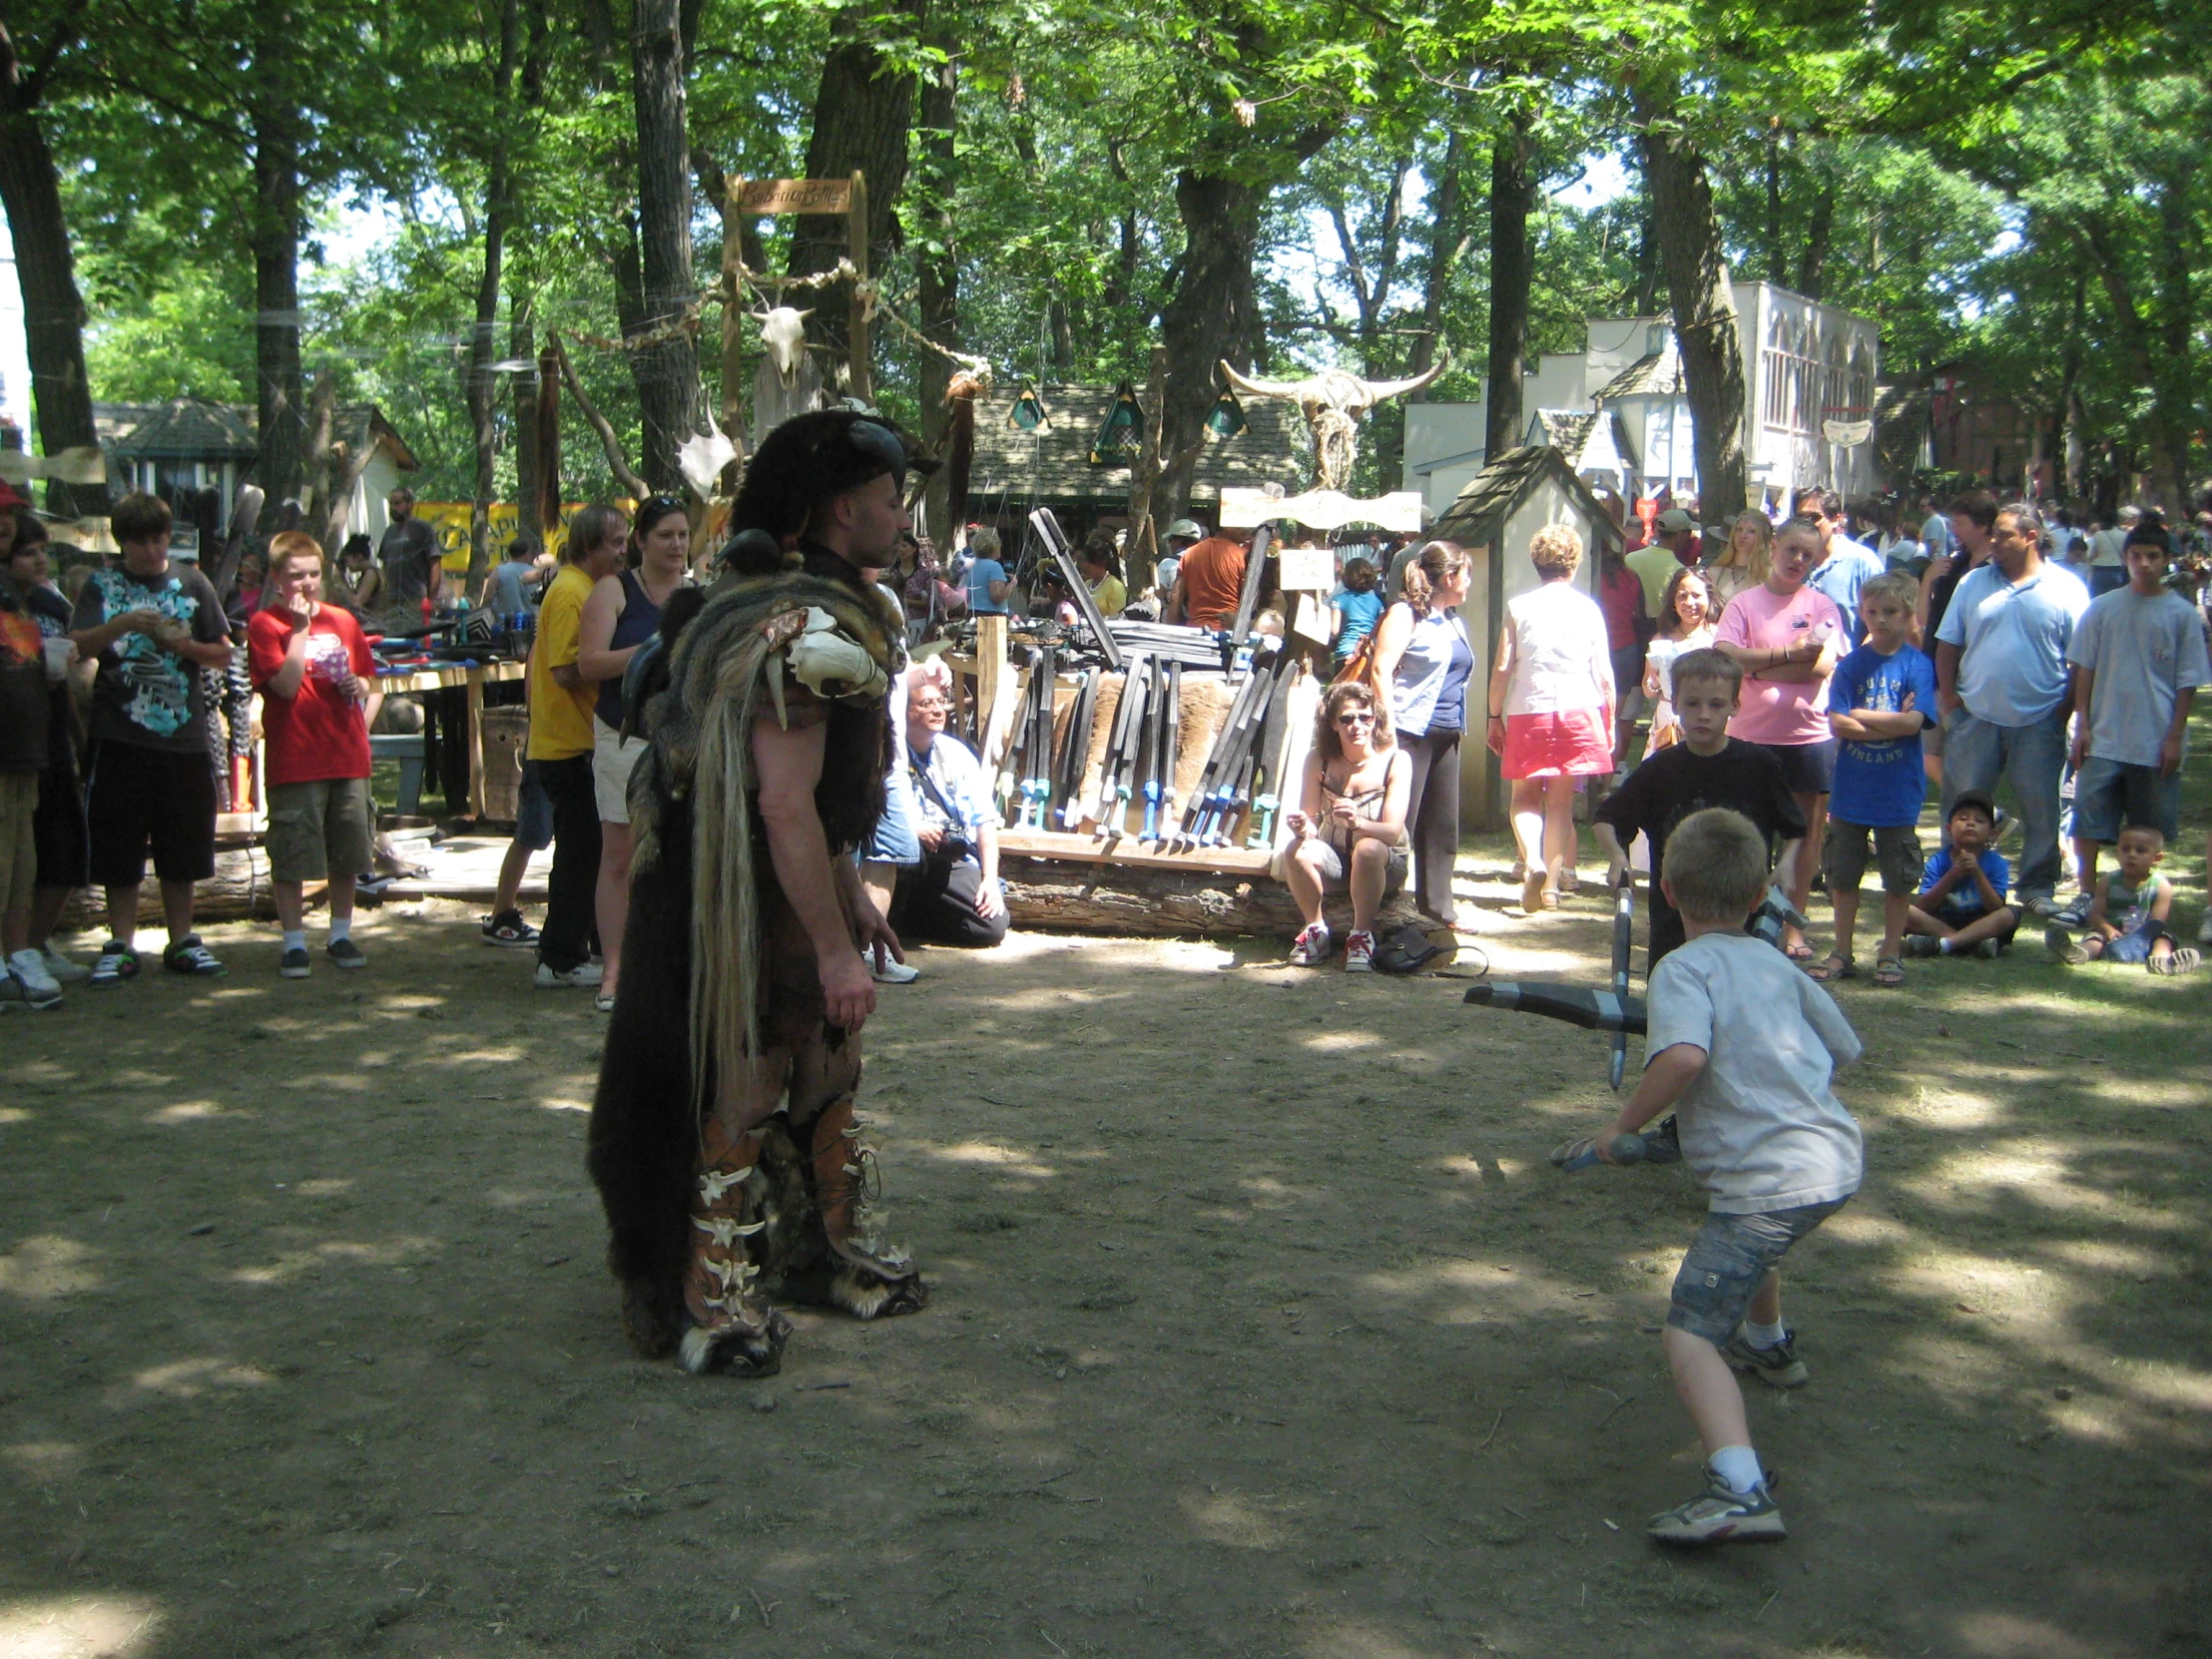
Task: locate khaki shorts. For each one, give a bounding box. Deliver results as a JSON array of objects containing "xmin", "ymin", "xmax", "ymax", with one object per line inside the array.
[
  {"xmin": 1823, "ymin": 818, "xmax": 1922, "ymax": 894},
  {"xmin": 0, "ymin": 771, "xmax": 39, "ymax": 915},
  {"xmin": 267, "ymin": 778, "xmax": 374, "ymax": 883},
  {"xmin": 592, "ymin": 716, "xmax": 648, "ymax": 825}
]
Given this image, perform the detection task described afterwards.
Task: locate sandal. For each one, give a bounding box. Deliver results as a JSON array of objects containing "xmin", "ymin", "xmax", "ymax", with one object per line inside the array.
[
  {"xmin": 1805, "ymin": 951, "xmax": 1856, "ymax": 982},
  {"xmin": 1783, "ymin": 940, "xmax": 1816, "ymax": 963},
  {"xmin": 2149, "ymin": 948, "xmax": 2202, "ymax": 975},
  {"xmin": 1873, "ymin": 955, "xmax": 1905, "ymax": 987},
  {"xmin": 1520, "ymin": 872, "xmax": 1545, "ymax": 915},
  {"xmin": 1540, "ymin": 888, "xmax": 1561, "ymax": 910}
]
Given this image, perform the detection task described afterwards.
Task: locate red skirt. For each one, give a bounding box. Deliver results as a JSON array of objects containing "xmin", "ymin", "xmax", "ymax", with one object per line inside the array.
[{"xmin": 1501, "ymin": 708, "xmax": 1613, "ymax": 779}]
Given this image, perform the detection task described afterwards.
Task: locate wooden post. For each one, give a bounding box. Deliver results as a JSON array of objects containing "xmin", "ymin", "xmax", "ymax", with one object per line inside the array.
[
  {"xmin": 1126, "ymin": 343, "xmax": 1167, "ymax": 592},
  {"xmin": 466, "ymin": 669, "xmax": 488, "ymax": 820},
  {"xmin": 847, "ymin": 169, "xmax": 872, "ymax": 404},
  {"xmin": 976, "ymin": 615, "xmax": 1017, "ymax": 768}
]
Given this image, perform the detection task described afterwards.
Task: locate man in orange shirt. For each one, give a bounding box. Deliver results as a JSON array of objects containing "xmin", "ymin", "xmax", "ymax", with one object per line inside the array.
[{"xmin": 1166, "ymin": 526, "xmax": 1251, "ymax": 629}]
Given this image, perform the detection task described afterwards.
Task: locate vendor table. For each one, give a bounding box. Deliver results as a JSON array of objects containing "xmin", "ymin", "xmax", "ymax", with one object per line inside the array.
[{"xmin": 370, "ymin": 660, "xmax": 527, "ymax": 819}]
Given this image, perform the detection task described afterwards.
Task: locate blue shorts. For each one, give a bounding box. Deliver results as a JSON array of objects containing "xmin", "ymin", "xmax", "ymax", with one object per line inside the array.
[
  {"xmin": 1667, "ymin": 1199, "xmax": 1849, "ymax": 1344},
  {"xmin": 2071, "ymin": 756, "xmax": 2181, "ymax": 844},
  {"xmin": 513, "ymin": 760, "xmax": 553, "ymax": 851}
]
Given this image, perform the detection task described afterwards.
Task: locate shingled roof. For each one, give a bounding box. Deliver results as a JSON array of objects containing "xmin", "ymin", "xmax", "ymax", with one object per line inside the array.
[
  {"xmin": 964, "ymin": 384, "xmax": 1308, "ymax": 508},
  {"xmin": 1429, "ymin": 445, "xmax": 1625, "ymax": 553},
  {"xmin": 1592, "ymin": 338, "xmax": 1685, "ymax": 402},
  {"xmin": 111, "ymin": 396, "xmax": 258, "ymax": 460}
]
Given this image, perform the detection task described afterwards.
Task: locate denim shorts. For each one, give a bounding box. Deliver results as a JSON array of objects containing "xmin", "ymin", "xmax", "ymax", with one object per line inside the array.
[
  {"xmin": 862, "ymin": 771, "xmax": 922, "ymax": 865},
  {"xmin": 513, "ymin": 760, "xmax": 554, "ymax": 852},
  {"xmin": 1667, "ymin": 1198, "xmax": 1849, "ymax": 1343},
  {"xmin": 2071, "ymin": 756, "xmax": 2181, "ymax": 844}
]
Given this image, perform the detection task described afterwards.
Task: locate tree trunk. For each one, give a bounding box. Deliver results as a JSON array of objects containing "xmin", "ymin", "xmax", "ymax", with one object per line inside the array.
[
  {"xmin": 1763, "ymin": 123, "xmax": 1786, "ymax": 285},
  {"xmin": 1407, "ymin": 127, "xmax": 1467, "ymax": 391},
  {"xmin": 1635, "ymin": 89, "xmax": 1749, "ymax": 521},
  {"xmin": 1154, "ymin": 170, "xmax": 1263, "ymax": 527},
  {"xmin": 914, "ymin": 53, "xmax": 957, "ymax": 540},
  {"xmin": 2078, "ymin": 204, "xmax": 2191, "ymax": 515},
  {"xmin": 510, "ymin": 297, "xmax": 544, "ymax": 539},
  {"xmin": 1630, "ymin": 207, "xmax": 1662, "ymax": 316},
  {"xmin": 630, "ymin": 0, "xmax": 702, "ymax": 491},
  {"xmin": 788, "ymin": 0, "xmax": 922, "ymax": 383},
  {"xmin": 250, "ymin": 0, "xmax": 305, "ymax": 507},
  {"xmin": 466, "ymin": 0, "xmax": 521, "ymax": 597},
  {"xmin": 1794, "ymin": 178, "xmax": 1835, "ymax": 301},
  {"xmin": 1484, "ymin": 111, "xmax": 1536, "ymax": 461},
  {"xmin": 0, "ymin": 55, "xmax": 101, "ymax": 517},
  {"xmin": 2149, "ymin": 175, "xmax": 2194, "ymax": 513}
]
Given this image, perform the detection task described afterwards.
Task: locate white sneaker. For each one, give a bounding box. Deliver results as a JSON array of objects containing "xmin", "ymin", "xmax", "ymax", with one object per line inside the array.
[
  {"xmin": 8, "ymin": 949, "xmax": 63, "ymax": 1009},
  {"xmin": 36, "ymin": 946, "xmax": 92, "ymax": 983},
  {"xmin": 535, "ymin": 960, "xmax": 606, "ymax": 988},
  {"xmin": 871, "ymin": 956, "xmax": 920, "ymax": 984},
  {"xmin": 1343, "ymin": 930, "xmax": 1375, "ymax": 972},
  {"xmin": 1288, "ymin": 921, "xmax": 1333, "ymax": 967}
]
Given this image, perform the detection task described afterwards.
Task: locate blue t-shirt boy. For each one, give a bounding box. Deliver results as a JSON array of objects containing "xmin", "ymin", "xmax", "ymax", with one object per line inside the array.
[
  {"xmin": 1918, "ymin": 847, "xmax": 2009, "ymax": 922},
  {"xmin": 1330, "ymin": 586, "xmax": 1383, "ymax": 659},
  {"xmin": 1827, "ymin": 640, "xmax": 1936, "ymax": 829}
]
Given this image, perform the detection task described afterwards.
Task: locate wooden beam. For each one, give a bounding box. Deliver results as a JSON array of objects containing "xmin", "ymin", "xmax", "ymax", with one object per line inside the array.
[{"xmin": 847, "ymin": 169, "xmax": 872, "ymax": 404}]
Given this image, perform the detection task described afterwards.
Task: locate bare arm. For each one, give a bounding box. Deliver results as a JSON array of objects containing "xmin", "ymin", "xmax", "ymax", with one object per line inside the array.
[
  {"xmin": 1935, "ymin": 641, "xmax": 1963, "ymax": 714},
  {"xmin": 576, "ymin": 575, "xmax": 633, "ymax": 684},
  {"xmin": 265, "ymin": 620, "xmax": 312, "ymax": 700},
  {"xmin": 1484, "ymin": 614, "xmax": 1515, "ymax": 717},
  {"xmin": 1353, "ymin": 750, "xmax": 1412, "ymax": 843},
  {"xmin": 752, "ymin": 712, "xmax": 876, "ymax": 1032},
  {"xmin": 1285, "ymin": 750, "xmax": 1326, "ymax": 836},
  {"xmin": 2161, "ymin": 686, "xmax": 2193, "ymax": 777},
  {"xmin": 1607, "ymin": 1042, "xmax": 1708, "ymax": 1144}
]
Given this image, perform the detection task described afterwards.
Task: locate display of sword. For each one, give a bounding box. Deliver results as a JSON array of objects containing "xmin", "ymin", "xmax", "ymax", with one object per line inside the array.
[
  {"xmin": 1139, "ymin": 657, "xmax": 1167, "ymax": 840},
  {"xmin": 1178, "ymin": 651, "xmax": 1265, "ymax": 845},
  {"xmin": 1609, "ymin": 870, "xmax": 1635, "ymax": 1091},
  {"xmin": 1099, "ymin": 657, "xmax": 1148, "ymax": 835},
  {"xmin": 1056, "ymin": 668, "xmax": 1099, "ymax": 829},
  {"xmin": 1245, "ymin": 656, "xmax": 1298, "ymax": 848},
  {"xmin": 1193, "ymin": 646, "xmax": 1279, "ymax": 844},
  {"xmin": 1220, "ymin": 651, "xmax": 1296, "ymax": 845},
  {"xmin": 1024, "ymin": 645, "xmax": 1056, "ymax": 827},
  {"xmin": 995, "ymin": 658, "xmax": 1034, "ymax": 821},
  {"xmin": 1160, "ymin": 660, "xmax": 1181, "ymax": 843},
  {"xmin": 1227, "ymin": 521, "xmax": 1277, "ymax": 647}
]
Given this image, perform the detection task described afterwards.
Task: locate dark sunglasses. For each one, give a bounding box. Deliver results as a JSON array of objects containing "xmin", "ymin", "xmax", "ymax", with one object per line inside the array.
[{"xmin": 1335, "ymin": 710, "xmax": 1377, "ymax": 725}]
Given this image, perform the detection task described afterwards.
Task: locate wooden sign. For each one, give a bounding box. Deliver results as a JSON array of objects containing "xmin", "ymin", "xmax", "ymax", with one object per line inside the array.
[
  {"xmin": 1278, "ymin": 546, "xmax": 1337, "ymax": 591},
  {"xmin": 737, "ymin": 178, "xmax": 852, "ymax": 216}
]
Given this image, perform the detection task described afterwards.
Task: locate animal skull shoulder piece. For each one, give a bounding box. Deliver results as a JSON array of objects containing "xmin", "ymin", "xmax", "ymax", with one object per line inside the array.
[{"xmin": 1218, "ymin": 357, "xmax": 1448, "ymax": 491}]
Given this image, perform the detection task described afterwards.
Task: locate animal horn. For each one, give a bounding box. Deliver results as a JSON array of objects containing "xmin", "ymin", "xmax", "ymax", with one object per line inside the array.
[
  {"xmin": 1218, "ymin": 359, "xmax": 1309, "ymax": 401},
  {"xmin": 1351, "ymin": 355, "xmax": 1450, "ymax": 402},
  {"xmin": 794, "ymin": 307, "xmax": 814, "ymax": 322}
]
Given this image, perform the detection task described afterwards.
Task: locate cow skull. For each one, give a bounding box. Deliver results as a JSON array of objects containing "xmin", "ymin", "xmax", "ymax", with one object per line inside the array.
[
  {"xmin": 1218, "ymin": 357, "xmax": 1448, "ymax": 491},
  {"xmin": 757, "ymin": 306, "xmax": 815, "ymax": 389}
]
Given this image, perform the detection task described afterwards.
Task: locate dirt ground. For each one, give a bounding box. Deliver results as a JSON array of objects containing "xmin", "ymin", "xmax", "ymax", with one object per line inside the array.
[{"xmin": 4, "ymin": 829, "xmax": 2210, "ymax": 1659}]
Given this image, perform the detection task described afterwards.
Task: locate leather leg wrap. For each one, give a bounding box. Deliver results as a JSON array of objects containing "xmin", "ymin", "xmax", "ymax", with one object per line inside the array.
[{"xmin": 676, "ymin": 1118, "xmax": 790, "ymax": 1378}]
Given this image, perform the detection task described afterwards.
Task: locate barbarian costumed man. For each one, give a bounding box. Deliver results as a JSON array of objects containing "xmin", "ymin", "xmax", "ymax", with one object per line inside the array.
[{"xmin": 588, "ymin": 410, "xmax": 928, "ymax": 1377}]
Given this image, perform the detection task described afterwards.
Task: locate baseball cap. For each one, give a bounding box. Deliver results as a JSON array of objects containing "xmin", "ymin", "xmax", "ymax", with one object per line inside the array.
[
  {"xmin": 1166, "ymin": 518, "xmax": 1204, "ymax": 542},
  {"xmin": 1655, "ymin": 507, "xmax": 1694, "ymax": 534},
  {"xmin": 2117, "ymin": 505, "xmax": 2142, "ymax": 523},
  {"xmin": 1949, "ymin": 790, "xmax": 1997, "ymax": 821}
]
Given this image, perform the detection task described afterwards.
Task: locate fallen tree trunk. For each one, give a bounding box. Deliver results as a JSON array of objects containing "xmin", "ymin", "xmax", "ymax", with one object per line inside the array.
[
  {"xmin": 60, "ymin": 844, "xmax": 279, "ymax": 928},
  {"xmin": 999, "ymin": 858, "xmax": 1429, "ymax": 940}
]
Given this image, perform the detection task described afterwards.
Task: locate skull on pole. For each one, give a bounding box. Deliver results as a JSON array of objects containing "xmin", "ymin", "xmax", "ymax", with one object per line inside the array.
[{"xmin": 1216, "ymin": 358, "xmax": 1448, "ymax": 491}]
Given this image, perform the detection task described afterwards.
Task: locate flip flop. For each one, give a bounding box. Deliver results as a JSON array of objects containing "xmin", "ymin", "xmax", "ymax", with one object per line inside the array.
[
  {"xmin": 1805, "ymin": 951, "xmax": 1856, "ymax": 982},
  {"xmin": 1873, "ymin": 955, "xmax": 1905, "ymax": 987},
  {"xmin": 1784, "ymin": 941, "xmax": 1816, "ymax": 963}
]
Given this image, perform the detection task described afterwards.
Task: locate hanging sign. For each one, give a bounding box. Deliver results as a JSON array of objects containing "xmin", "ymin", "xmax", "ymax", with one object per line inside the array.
[
  {"xmin": 1278, "ymin": 546, "xmax": 1337, "ymax": 591},
  {"xmin": 1220, "ymin": 487, "xmax": 1424, "ymax": 533},
  {"xmin": 1822, "ymin": 418, "xmax": 1873, "ymax": 447},
  {"xmin": 737, "ymin": 179, "xmax": 852, "ymax": 215}
]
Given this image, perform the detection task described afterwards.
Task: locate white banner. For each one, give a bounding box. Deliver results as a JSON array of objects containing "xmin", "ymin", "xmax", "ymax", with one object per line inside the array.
[{"xmin": 1219, "ymin": 487, "xmax": 1425, "ymax": 533}]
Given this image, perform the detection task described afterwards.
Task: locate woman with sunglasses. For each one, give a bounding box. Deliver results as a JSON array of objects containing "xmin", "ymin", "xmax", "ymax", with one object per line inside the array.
[
  {"xmin": 1281, "ymin": 681, "xmax": 1410, "ymax": 970},
  {"xmin": 577, "ymin": 494, "xmax": 693, "ymax": 1010},
  {"xmin": 1369, "ymin": 540, "xmax": 1474, "ymax": 930}
]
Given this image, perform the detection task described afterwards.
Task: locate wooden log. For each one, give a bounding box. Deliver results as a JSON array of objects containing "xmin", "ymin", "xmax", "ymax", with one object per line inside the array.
[
  {"xmin": 59, "ymin": 842, "xmax": 280, "ymax": 927},
  {"xmin": 999, "ymin": 853, "xmax": 1430, "ymax": 940}
]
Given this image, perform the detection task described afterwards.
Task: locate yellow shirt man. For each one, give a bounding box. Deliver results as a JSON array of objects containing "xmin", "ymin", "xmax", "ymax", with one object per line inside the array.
[{"xmin": 526, "ymin": 563, "xmax": 598, "ymax": 761}]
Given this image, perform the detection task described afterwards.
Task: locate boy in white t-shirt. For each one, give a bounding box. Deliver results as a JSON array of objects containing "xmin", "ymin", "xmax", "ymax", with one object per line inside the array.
[{"xmin": 1573, "ymin": 807, "xmax": 1864, "ymax": 1546}]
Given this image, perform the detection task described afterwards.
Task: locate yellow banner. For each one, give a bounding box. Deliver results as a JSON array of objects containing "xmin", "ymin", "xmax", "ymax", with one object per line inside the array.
[{"xmin": 415, "ymin": 503, "xmax": 591, "ymax": 573}]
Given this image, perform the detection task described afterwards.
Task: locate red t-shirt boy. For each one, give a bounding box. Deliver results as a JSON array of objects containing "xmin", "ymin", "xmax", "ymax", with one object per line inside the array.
[{"xmin": 246, "ymin": 533, "xmax": 380, "ymax": 979}]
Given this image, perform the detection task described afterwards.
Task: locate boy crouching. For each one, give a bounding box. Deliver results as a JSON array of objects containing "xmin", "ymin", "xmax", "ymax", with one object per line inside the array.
[{"xmin": 1581, "ymin": 807, "xmax": 1864, "ymax": 1545}]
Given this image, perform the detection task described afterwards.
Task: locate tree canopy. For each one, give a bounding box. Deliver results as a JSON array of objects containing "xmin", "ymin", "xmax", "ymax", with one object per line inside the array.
[{"xmin": 3, "ymin": 0, "xmax": 2205, "ymax": 524}]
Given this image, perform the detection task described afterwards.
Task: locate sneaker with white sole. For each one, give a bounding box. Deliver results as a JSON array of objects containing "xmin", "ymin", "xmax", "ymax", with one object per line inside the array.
[
  {"xmin": 871, "ymin": 956, "xmax": 920, "ymax": 984},
  {"xmin": 535, "ymin": 960, "xmax": 605, "ymax": 988},
  {"xmin": 162, "ymin": 935, "xmax": 227, "ymax": 977},
  {"xmin": 480, "ymin": 910, "xmax": 540, "ymax": 948},
  {"xmin": 279, "ymin": 947, "xmax": 311, "ymax": 980},
  {"xmin": 1648, "ymin": 1472, "xmax": 1786, "ymax": 1546},
  {"xmin": 7, "ymin": 949, "xmax": 63, "ymax": 1010},
  {"xmin": 90, "ymin": 940, "xmax": 139, "ymax": 986},
  {"xmin": 1288, "ymin": 921, "xmax": 1333, "ymax": 967},
  {"xmin": 36, "ymin": 947, "xmax": 92, "ymax": 983},
  {"xmin": 1343, "ymin": 929, "xmax": 1375, "ymax": 972},
  {"xmin": 2149, "ymin": 947, "xmax": 2202, "ymax": 976},
  {"xmin": 1723, "ymin": 1329, "xmax": 1810, "ymax": 1388},
  {"xmin": 325, "ymin": 937, "xmax": 367, "ymax": 970}
]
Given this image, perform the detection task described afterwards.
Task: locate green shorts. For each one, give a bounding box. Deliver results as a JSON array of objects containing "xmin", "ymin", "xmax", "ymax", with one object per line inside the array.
[
  {"xmin": 1823, "ymin": 819, "xmax": 1922, "ymax": 894},
  {"xmin": 267, "ymin": 778, "xmax": 374, "ymax": 883}
]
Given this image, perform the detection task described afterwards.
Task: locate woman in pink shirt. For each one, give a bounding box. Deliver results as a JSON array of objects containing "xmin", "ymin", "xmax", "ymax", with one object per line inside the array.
[{"xmin": 1714, "ymin": 515, "xmax": 1843, "ymax": 958}]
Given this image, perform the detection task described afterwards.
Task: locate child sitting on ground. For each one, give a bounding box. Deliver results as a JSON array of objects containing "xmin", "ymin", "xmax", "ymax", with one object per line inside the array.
[
  {"xmin": 1905, "ymin": 791, "xmax": 2018, "ymax": 958},
  {"xmin": 1815, "ymin": 573, "xmax": 1935, "ymax": 987},
  {"xmin": 2044, "ymin": 823, "xmax": 2201, "ymax": 973},
  {"xmin": 1576, "ymin": 808, "xmax": 1863, "ymax": 1546}
]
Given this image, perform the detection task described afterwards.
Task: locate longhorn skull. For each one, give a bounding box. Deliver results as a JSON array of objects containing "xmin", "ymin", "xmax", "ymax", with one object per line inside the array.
[
  {"xmin": 756, "ymin": 305, "xmax": 815, "ymax": 389},
  {"xmin": 1218, "ymin": 358, "xmax": 1448, "ymax": 491}
]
